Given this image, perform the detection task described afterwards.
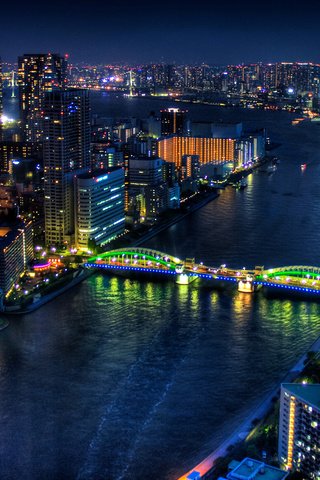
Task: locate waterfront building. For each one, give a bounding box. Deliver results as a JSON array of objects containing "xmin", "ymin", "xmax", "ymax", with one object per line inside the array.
[
  {"xmin": 158, "ymin": 135, "xmax": 236, "ymax": 167},
  {"xmin": 0, "ymin": 58, "xmax": 3, "ymax": 142},
  {"xmin": 0, "ymin": 219, "xmax": 33, "ymax": 296},
  {"xmin": 74, "ymin": 167, "xmax": 125, "ymax": 251},
  {"xmin": 278, "ymin": 383, "xmax": 320, "ymax": 478},
  {"xmin": 225, "ymin": 457, "xmax": 288, "ymax": 480},
  {"xmin": 181, "ymin": 154, "xmax": 200, "ymax": 180},
  {"xmin": 43, "ymin": 88, "xmax": 91, "ymax": 246},
  {"xmin": 18, "ymin": 53, "xmax": 67, "ymax": 144},
  {"xmin": 128, "ymin": 156, "xmax": 167, "ymax": 220},
  {"xmin": 160, "ymin": 108, "xmax": 186, "ymax": 136}
]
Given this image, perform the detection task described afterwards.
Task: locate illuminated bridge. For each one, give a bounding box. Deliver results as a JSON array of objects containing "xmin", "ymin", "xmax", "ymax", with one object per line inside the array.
[{"xmin": 84, "ymin": 249, "xmax": 320, "ymax": 296}]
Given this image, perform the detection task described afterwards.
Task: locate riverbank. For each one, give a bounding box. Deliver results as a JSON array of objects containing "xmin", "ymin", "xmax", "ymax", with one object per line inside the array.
[
  {"xmin": 132, "ymin": 190, "xmax": 219, "ymax": 247},
  {"xmin": 177, "ymin": 332, "xmax": 320, "ymax": 480},
  {"xmin": 3, "ymin": 268, "xmax": 93, "ymax": 316}
]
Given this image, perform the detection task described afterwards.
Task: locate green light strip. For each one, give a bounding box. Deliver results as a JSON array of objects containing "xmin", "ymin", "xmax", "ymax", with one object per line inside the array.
[
  {"xmin": 256, "ymin": 270, "xmax": 320, "ymax": 280},
  {"xmin": 87, "ymin": 250, "xmax": 175, "ymax": 270}
]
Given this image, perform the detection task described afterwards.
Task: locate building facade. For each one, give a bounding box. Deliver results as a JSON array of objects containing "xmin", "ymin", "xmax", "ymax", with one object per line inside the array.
[
  {"xmin": 158, "ymin": 135, "xmax": 236, "ymax": 167},
  {"xmin": 160, "ymin": 108, "xmax": 186, "ymax": 136},
  {"xmin": 18, "ymin": 53, "xmax": 67, "ymax": 143},
  {"xmin": 75, "ymin": 168, "xmax": 125, "ymax": 251},
  {"xmin": 0, "ymin": 220, "xmax": 33, "ymax": 296},
  {"xmin": 278, "ymin": 383, "xmax": 320, "ymax": 479},
  {"xmin": 43, "ymin": 89, "xmax": 91, "ymax": 246},
  {"xmin": 128, "ymin": 157, "xmax": 167, "ymax": 220}
]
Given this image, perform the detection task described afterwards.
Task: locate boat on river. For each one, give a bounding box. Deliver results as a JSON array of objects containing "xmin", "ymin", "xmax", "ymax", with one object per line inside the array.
[{"xmin": 267, "ymin": 164, "xmax": 277, "ymax": 174}]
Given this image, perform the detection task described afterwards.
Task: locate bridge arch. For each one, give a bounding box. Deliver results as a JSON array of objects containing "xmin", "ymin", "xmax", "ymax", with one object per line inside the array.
[
  {"xmin": 256, "ymin": 266, "xmax": 320, "ymax": 280},
  {"xmin": 87, "ymin": 248, "xmax": 183, "ymax": 271}
]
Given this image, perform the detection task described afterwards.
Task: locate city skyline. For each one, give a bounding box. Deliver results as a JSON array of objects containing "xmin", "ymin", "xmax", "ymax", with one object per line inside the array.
[{"xmin": 2, "ymin": 0, "xmax": 320, "ymax": 64}]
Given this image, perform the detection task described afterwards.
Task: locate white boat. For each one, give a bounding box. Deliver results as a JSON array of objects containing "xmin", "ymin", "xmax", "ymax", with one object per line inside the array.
[
  {"xmin": 238, "ymin": 178, "xmax": 248, "ymax": 189},
  {"xmin": 267, "ymin": 164, "xmax": 277, "ymax": 174}
]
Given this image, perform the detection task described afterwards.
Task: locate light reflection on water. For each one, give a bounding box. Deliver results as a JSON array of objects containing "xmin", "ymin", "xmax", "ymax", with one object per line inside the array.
[{"xmin": 1, "ymin": 95, "xmax": 320, "ymax": 479}]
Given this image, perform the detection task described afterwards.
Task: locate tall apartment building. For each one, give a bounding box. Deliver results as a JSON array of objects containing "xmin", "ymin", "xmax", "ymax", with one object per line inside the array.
[
  {"xmin": 278, "ymin": 383, "xmax": 320, "ymax": 479},
  {"xmin": 43, "ymin": 89, "xmax": 90, "ymax": 246},
  {"xmin": 0, "ymin": 142, "xmax": 33, "ymax": 172},
  {"xmin": 0, "ymin": 58, "xmax": 3, "ymax": 142},
  {"xmin": 128, "ymin": 157, "xmax": 167, "ymax": 219},
  {"xmin": 75, "ymin": 168, "xmax": 125, "ymax": 251},
  {"xmin": 0, "ymin": 220, "xmax": 33, "ymax": 296},
  {"xmin": 18, "ymin": 53, "xmax": 67, "ymax": 143}
]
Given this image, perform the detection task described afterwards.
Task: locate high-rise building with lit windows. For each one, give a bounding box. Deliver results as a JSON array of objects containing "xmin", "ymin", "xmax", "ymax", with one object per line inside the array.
[
  {"xmin": 160, "ymin": 108, "xmax": 186, "ymax": 136},
  {"xmin": 278, "ymin": 383, "xmax": 320, "ymax": 479},
  {"xmin": 0, "ymin": 219, "xmax": 33, "ymax": 296},
  {"xmin": 75, "ymin": 168, "xmax": 125, "ymax": 251},
  {"xmin": 158, "ymin": 135, "xmax": 236, "ymax": 168},
  {"xmin": 0, "ymin": 58, "xmax": 3, "ymax": 142},
  {"xmin": 43, "ymin": 89, "xmax": 90, "ymax": 246},
  {"xmin": 18, "ymin": 53, "xmax": 67, "ymax": 144}
]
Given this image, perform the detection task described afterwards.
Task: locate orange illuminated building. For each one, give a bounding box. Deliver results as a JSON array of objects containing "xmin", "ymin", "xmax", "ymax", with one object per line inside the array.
[{"xmin": 158, "ymin": 136, "xmax": 236, "ymax": 167}]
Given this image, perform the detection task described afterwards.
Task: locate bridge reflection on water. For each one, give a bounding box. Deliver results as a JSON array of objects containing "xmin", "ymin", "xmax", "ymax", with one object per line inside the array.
[{"xmin": 84, "ymin": 247, "xmax": 320, "ymax": 297}]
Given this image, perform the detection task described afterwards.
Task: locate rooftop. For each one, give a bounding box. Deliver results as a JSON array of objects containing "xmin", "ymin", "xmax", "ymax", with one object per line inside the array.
[
  {"xmin": 0, "ymin": 227, "xmax": 11, "ymax": 238},
  {"xmin": 227, "ymin": 457, "xmax": 288, "ymax": 480},
  {"xmin": 77, "ymin": 167, "xmax": 122, "ymax": 180},
  {"xmin": 282, "ymin": 383, "xmax": 320, "ymax": 410}
]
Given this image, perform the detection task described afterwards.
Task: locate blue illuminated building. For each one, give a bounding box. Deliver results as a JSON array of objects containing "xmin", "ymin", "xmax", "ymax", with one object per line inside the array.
[{"xmin": 75, "ymin": 168, "xmax": 125, "ymax": 251}]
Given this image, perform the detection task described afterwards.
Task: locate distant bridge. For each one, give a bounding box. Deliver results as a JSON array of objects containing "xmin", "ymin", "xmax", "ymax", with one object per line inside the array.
[{"xmin": 84, "ymin": 248, "xmax": 320, "ymax": 296}]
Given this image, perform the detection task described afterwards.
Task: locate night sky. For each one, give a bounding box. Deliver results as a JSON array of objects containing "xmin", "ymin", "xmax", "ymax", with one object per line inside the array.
[{"xmin": 2, "ymin": 0, "xmax": 320, "ymax": 64}]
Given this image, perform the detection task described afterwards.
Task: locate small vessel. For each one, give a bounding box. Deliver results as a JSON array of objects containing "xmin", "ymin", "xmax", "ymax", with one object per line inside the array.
[
  {"xmin": 292, "ymin": 118, "xmax": 304, "ymax": 126},
  {"xmin": 301, "ymin": 163, "xmax": 307, "ymax": 171},
  {"xmin": 238, "ymin": 177, "xmax": 248, "ymax": 189},
  {"xmin": 267, "ymin": 164, "xmax": 277, "ymax": 174}
]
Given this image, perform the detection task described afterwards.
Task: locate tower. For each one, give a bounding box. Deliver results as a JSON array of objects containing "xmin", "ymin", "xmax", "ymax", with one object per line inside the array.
[
  {"xmin": 75, "ymin": 168, "xmax": 125, "ymax": 251},
  {"xmin": 278, "ymin": 383, "xmax": 320, "ymax": 477},
  {"xmin": 0, "ymin": 58, "xmax": 3, "ymax": 142},
  {"xmin": 11, "ymin": 71, "xmax": 15, "ymax": 98},
  {"xmin": 18, "ymin": 53, "xmax": 67, "ymax": 144},
  {"xmin": 160, "ymin": 108, "xmax": 186, "ymax": 136},
  {"xmin": 43, "ymin": 89, "xmax": 91, "ymax": 246}
]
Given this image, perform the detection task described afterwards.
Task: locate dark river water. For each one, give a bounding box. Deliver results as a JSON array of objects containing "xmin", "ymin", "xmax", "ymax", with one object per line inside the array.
[{"xmin": 1, "ymin": 92, "xmax": 320, "ymax": 479}]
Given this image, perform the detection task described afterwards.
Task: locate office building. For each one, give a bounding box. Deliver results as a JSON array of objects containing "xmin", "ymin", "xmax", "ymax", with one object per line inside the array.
[
  {"xmin": 92, "ymin": 144, "xmax": 124, "ymax": 170},
  {"xmin": 128, "ymin": 157, "xmax": 167, "ymax": 220},
  {"xmin": 43, "ymin": 89, "xmax": 90, "ymax": 246},
  {"xmin": 0, "ymin": 141, "xmax": 33, "ymax": 172},
  {"xmin": 181, "ymin": 154, "xmax": 200, "ymax": 180},
  {"xmin": 75, "ymin": 168, "xmax": 125, "ymax": 251},
  {"xmin": 158, "ymin": 135, "xmax": 236, "ymax": 167},
  {"xmin": 160, "ymin": 108, "xmax": 186, "ymax": 136},
  {"xmin": 18, "ymin": 53, "xmax": 67, "ymax": 143},
  {"xmin": 0, "ymin": 220, "xmax": 33, "ymax": 296},
  {"xmin": 278, "ymin": 383, "xmax": 320, "ymax": 478}
]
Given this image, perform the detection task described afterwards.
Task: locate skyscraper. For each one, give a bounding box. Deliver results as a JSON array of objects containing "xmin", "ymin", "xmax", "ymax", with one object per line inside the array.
[
  {"xmin": 43, "ymin": 89, "xmax": 91, "ymax": 246},
  {"xmin": 160, "ymin": 108, "xmax": 186, "ymax": 136},
  {"xmin": 278, "ymin": 383, "xmax": 320, "ymax": 478},
  {"xmin": 75, "ymin": 168, "xmax": 125, "ymax": 251},
  {"xmin": 18, "ymin": 53, "xmax": 67, "ymax": 144},
  {"xmin": 0, "ymin": 58, "xmax": 3, "ymax": 142}
]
